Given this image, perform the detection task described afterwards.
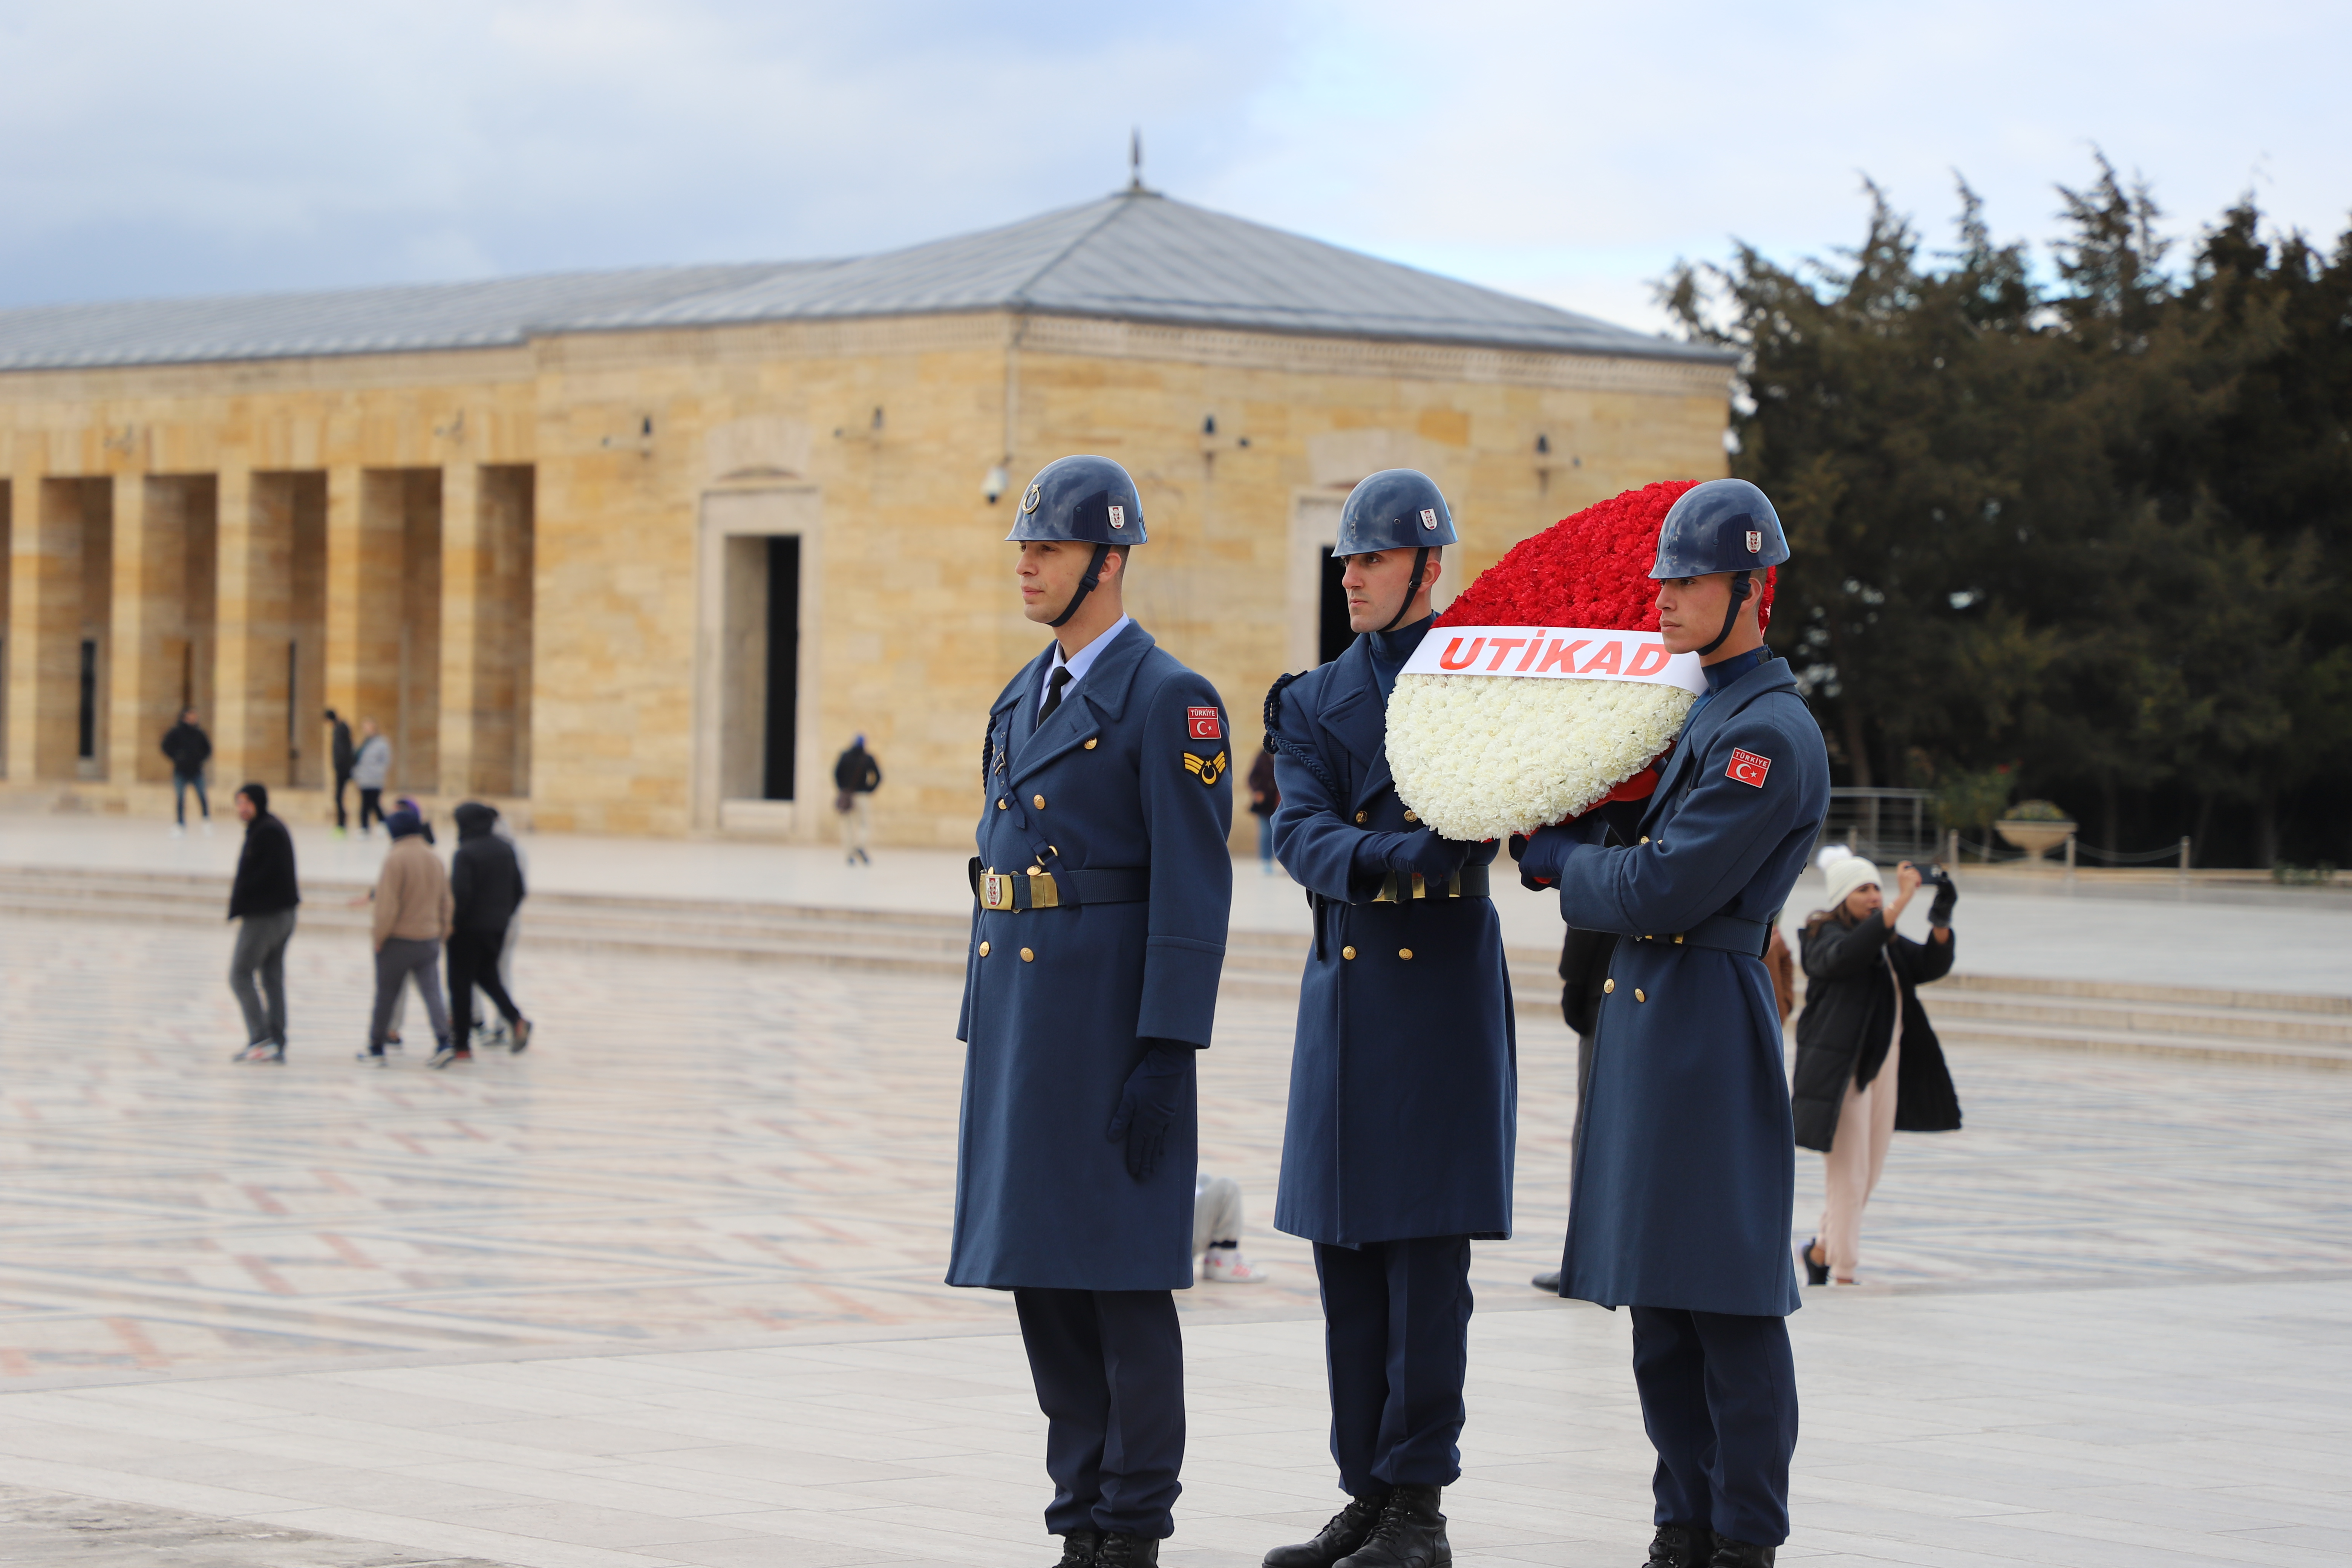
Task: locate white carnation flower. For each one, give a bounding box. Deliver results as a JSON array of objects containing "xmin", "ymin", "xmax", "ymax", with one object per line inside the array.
[{"xmin": 1386, "ymin": 673, "xmax": 1694, "ymax": 841}]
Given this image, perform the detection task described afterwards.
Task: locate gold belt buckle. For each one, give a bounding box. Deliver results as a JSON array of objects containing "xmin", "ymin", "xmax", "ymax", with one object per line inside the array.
[{"xmin": 980, "ymin": 870, "xmax": 1014, "ymax": 911}]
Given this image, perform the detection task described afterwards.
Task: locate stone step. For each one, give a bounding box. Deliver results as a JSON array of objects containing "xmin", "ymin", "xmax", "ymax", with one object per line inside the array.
[
  {"xmin": 1933, "ymin": 1017, "xmax": 2352, "ymax": 1070},
  {"xmin": 1928, "ymin": 991, "xmax": 2352, "ymax": 1046}
]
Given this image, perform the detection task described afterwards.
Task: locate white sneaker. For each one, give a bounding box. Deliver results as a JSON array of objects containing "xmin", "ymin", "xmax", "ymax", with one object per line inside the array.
[
  {"xmin": 1202, "ymin": 1250, "xmax": 1270, "ymax": 1284},
  {"xmin": 171, "ymin": 824, "xmax": 186, "ymax": 839}
]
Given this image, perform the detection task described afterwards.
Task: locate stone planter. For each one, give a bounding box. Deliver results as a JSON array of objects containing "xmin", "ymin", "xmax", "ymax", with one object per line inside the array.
[{"xmin": 1995, "ymin": 819, "xmax": 2077, "ymax": 861}]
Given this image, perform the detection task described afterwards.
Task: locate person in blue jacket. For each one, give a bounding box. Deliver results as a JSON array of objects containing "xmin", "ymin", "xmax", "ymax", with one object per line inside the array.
[
  {"xmin": 1262, "ymin": 469, "xmax": 1516, "ymax": 1568},
  {"xmin": 949, "ymin": 455, "xmax": 1235, "ymax": 1568},
  {"xmin": 1517, "ymin": 478, "xmax": 1831, "ymax": 1568}
]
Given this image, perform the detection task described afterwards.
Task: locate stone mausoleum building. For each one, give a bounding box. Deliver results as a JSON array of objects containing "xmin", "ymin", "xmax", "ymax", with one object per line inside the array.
[{"xmin": 0, "ymin": 186, "xmax": 1732, "ymax": 846}]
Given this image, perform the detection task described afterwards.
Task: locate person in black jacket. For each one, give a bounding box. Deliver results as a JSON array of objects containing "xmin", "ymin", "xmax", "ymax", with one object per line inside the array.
[
  {"xmin": 163, "ymin": 708, "xmax": 214, "ymax": 835},
  {"xmin": 227, "ymin": 783, "xmax": 300, "ymax": 1063},
  {"xmin": 832, "ymin": 736, "xmax": 881, "ymax": 865},
  {"xmin": 325, "ymin": 709, "xmax": 356, "ymax": 835},
  {"xmin": 1790, "ymin": 854, "xmax": 1960, "ymax": 1285},
  {"xmin": 443, "ymin": 801, "xmax": 531, "ymax": 1068}
]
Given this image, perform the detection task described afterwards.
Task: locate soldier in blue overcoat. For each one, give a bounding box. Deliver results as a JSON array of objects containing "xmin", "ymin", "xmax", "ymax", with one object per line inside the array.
[
  {"xmin": 949, "ymin": 455, "xmax": 1234, "ymax": 1568},
  {"xmin": 1262, "ymin": 470, "xmax": 1516, "ymax": 1568},
  {"xmin": 1517, "ymin": 479, "xmax": 1830, "ymax": 1568}
]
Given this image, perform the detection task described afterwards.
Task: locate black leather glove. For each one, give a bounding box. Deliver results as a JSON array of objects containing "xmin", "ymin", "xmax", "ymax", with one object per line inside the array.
[
  {"xmin": 1387, "ymin": 831, "xmax": 1473, "ymax": 879},
  {"xmin": 1926, "ymin": 867, "xmax": 1957, "ymax": 927},
  {"xmin": 1106, "ymin": 1042, "xmax": 1191, "ymax": 1181}
]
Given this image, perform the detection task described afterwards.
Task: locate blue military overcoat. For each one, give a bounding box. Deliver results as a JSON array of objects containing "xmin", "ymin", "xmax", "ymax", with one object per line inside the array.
[
  {"xmin": 949, "ymin": 622, "xmax": 1234, "ymax": 1292},
  {"xmin": 1550, "ymin": 655, "xmax": 1829, "ymax": 1317},
  {"xmin": 1269, "ymin": 634, "xmax": 1517, "ymax": 1247}
]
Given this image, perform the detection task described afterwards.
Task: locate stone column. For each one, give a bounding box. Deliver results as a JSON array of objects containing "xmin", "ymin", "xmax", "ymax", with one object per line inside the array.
[
  {"xmin": 324, "ymin": 466, "xmax": 403, "ymax": 785},
  {"xmin": 6, "ymin": 471, "xmax": 87, "ymax": 780},
  {"xmin": 108, "ymin": 473, "xmax": 185, "ymax": 787},
  {"xmin": 212, "ymin": 462, "xmax": 295, "ymax": 787},
  {"xmin": 436, "ymin": 461, "xmax": 481, "ymax": 797}
]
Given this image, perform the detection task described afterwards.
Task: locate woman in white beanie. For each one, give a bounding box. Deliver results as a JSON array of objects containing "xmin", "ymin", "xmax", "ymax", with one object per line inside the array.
[{"xmin": 1789, "ymin": 854, "xmax": 1960, "ymax": 1284}]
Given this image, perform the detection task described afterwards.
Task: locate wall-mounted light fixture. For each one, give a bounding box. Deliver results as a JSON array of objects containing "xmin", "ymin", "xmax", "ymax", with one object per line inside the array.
[{"xmin": 983, "ymin": 464, "xmax": 1009, "ymax": 504}]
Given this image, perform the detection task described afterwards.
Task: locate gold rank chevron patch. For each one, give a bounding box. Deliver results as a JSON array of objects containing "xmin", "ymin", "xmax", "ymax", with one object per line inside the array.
[{"xmin": 1183, "ymin": 749, "xmax": 1229, "ymax": 786}]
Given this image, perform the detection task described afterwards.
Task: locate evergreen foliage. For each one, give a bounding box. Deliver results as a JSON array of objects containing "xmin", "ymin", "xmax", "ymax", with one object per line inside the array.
[{"xmin": 1664, "ymin": 158, "xmax": 2352, "ymax": 865}]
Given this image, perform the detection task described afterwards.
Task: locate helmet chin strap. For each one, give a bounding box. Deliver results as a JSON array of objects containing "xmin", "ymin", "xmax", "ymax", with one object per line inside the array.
[
  {"xmin": 1050, "ymin": 544, "xmax": 1113, "ymax": 629},
  {"xmin": 1377, "ymin": 547, "xmax": 1432, "ymax": 634},
  {"xmin": 1694, "ymin": 570, "xmax": 1754, "ymax": 657}
]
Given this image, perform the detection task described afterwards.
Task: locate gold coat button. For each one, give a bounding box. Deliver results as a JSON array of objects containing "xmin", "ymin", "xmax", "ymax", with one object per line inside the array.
[
  {"xmin": 1034, "ymin": 794, "xmax": 1046, "ymax": 810},
  {"xmin": 1403, "ymin": 810, "xmax": 1419, "ymax": 824},
  {"xmin": 978, "ymin": 942, "xmax": 991, "ymax": 957},
  {"xmin": 1399, "ymin": 948, "xmax": 1413, "ymax": 960},
  {"xmin": 1341, "ymin": 946, "xmax": 1357, "ymax": 960},
  {"xmin": 1084, "ymin": 738, "xmax": 1098, "ymax": 750},
  {"xmin": 1355, "ymin": 810, "xmax": 1368, "ymax": 824},
  {"xmin": 1020, "ymin": 947, "xmax": 1035, "ymax": 962},
  {"xmin": 1603, "ymin": 978, "xmax": 1616, "ymax": 994},
  {"xmin": 1640, "ymin": 835, "xmax": 1651, "ymax": 844},
  {"xmin": 1635, "ymin": 988, "xmax": 1647, "ymax": 1002},
  {"xmin": 997, "ymin": 798, "xmax": 1008, "ymax": 810}
]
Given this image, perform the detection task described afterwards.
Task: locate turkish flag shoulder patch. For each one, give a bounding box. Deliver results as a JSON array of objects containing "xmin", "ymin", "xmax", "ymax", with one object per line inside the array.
[
  {"xmin": 1187, "ymin": 706, "xmax": 1222, "ymax": 741},
  {"xmin": 1726, "ymin": 748, "xmax": 1772, "ymax": 787}
]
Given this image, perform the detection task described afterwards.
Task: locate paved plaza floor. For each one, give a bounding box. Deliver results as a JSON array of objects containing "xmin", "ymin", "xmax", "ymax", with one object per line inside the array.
[{"xmin": 0, "ymin": 898, "xmax": 2349, "ymax": 1565}]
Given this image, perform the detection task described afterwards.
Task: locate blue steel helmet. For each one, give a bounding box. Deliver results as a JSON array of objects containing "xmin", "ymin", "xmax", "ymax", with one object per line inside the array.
[
  {"xmin": 1649, "ymin": 478, "xmax": 1788, "ymax": 579},
  {"xmin": 1003, "ymin": 455, "xmax": 1147, "ymax": 546},
  {"xmin": 1334, "ymin": 469, "xmax": 1457, "ymax": 556}
]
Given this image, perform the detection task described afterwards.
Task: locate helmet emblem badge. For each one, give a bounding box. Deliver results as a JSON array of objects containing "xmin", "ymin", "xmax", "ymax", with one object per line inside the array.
[
  {"xmin": 1745, "ymin": 530, "xmax": 1762, "ymax": 553},
  {"xmin": 1108, "ymin": 505, "xmax": 1126, "ymax": 530},
  {"xmin": 1421, "ymin": 509, "xmax": 1439, "ymax": 530},
  {"xmin": 1021, "ymin": 484, "xmax": 1042, "ymax": 514}
]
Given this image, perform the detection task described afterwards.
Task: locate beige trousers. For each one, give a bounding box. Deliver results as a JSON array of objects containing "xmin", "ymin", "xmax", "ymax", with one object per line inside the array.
[
  {"xmin": 1818, "ymin": 1030, "xmax": 1900, "ymax": 1279},
  {"xmin": 838, "ymin": 795, "xmax": 871, "ymax": 855},
  {"xmin": 1193, "ymin": 1174, "xmax": 1243, "ymax": 1256}
]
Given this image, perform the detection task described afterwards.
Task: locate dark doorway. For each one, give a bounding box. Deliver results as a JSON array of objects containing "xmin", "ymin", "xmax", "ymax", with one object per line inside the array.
[
  {"xmin": 762, "ymin": 536, "xmax": 800, "ymax": 800},
  {"xmin": 77, "ymin": 640, "xmax": 98, "ymax": 759},
  {"xmin": 1318, "ymin": 547, "xmax": 1354, "ymax": 666}
]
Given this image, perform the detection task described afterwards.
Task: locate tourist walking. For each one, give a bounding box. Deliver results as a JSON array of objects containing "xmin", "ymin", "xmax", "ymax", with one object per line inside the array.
[
  {"xmin": 362, "ymin": 807, "xmax": 450, "ymax": 1065},
  {"xmin": 1516, "ymin": 479, "xmax": 1828, "ymax": 1568},
  {"xmin": 1193, "ymin": 1174, "xmax": 1270, "ymax": 1284},
  {"xmin": 1263, "ymin": 470, "xmax": 1513, "ymax": 1568},
  {"xmin": 445, "ymin": 802, "xmax": 532, "ymax": 1068},
  {"xmin": 1246, "ymin": 747, "xmax": 1279, "ymax": 874},
  {"xmin": 351, "ymin": 719, "xmax": 391, "ymax": 834},
  {"xmin": 833, "ymin": 736, "xmax": 881, "ymax": 865},
  {"xmin": 226, "ymin": 782, "xmax": 300, "ymax": 1063},
  {"xmin": 950, "ymin": 455, "xmax": 1233, "ymax": 1568},
  {"xmin": 325, "ymin": 709, "xmax": 356, "ymax": 835},
  {"xmin": 162, "ymin": 707, "xmax": 213, "ymax": 835},
  {"xmin": 1791, "ymin": 854, "xmax": 1960, "ymax": 1286}
]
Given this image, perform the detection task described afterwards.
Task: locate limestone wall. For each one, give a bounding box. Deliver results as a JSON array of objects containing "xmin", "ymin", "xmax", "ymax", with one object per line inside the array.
[{"xmin": 0, "ymin": 312, "xmax": 1728, "ymax": 847}]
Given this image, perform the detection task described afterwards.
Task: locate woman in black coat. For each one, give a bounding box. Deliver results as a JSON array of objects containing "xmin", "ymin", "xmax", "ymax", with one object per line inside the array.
[{"xmin": 1790, "ymin": 854, "xmax": 1960, "ymax": 1285}]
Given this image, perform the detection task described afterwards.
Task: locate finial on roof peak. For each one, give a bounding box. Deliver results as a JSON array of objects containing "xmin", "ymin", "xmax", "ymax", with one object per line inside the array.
[{"xmin": 1128, "ymin": 127, "xmax": 1148, "ymax": 194}]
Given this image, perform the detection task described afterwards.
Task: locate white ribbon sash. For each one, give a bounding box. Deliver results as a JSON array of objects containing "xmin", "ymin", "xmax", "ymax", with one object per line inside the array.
[{"xmin": 1399, "ymin": 625, "xmax": 1704, "ymax": 695}]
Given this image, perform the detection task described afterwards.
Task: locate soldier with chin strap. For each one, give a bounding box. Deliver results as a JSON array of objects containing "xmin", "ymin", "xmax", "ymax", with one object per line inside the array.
[
  {"xmin": 1515, "ymin": 478, "xmax": 1830, "ymax": 1568},
  {"xmin": 1261, "ymin": 470, "xmax": 1516, "ymax": 1568},
  {"xmin": 949, "ymin": 455, "xmax": 1234, "ymax": 1568}
]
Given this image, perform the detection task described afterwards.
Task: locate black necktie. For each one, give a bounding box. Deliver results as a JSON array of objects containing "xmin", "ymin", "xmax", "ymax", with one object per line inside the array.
[{"xmin": 1038, "ymin": 666, "xmax": 1071, "ymax": 730}]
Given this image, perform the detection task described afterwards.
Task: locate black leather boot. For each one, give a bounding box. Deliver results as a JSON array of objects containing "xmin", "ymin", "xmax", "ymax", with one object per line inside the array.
[
  {"xmin": 1334, "ymin": 1484, "xmax": 1450, "ymax": 1568},
  {"xmin": 1052, "ymin": 1529, "xmax": 1101, "ymax": 1566},
  {"xmin": 1265, "ymin": 1493, "xmax": 1387, "ymax": 1568},
  {"xmin": 1709, "ymin": 1537, "xmax": 1774, "ymax": 1568},
  {"xmin": 1647, "ymin": 1523, "xmax": 1714, "ymax": 1568},
  {"xmin": 1095, "ymin": 1533, "xmax": 1159, "ymax": 1567}
]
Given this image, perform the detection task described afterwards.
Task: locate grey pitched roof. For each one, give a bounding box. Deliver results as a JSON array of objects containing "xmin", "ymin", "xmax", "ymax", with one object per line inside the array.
[{"xmin": 0, "ymin": 191, "xmax": 1729, "ymax": 372}]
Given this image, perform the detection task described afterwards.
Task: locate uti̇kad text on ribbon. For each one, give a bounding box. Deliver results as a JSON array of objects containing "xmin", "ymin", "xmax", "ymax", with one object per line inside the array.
[{"xmin": 1397, "ymin": 627, "xmax": 1706, "ymax": 694}]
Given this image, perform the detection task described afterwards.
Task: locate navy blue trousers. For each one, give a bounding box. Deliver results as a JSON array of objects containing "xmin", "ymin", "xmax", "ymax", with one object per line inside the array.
[
  {"xmin": 1013, "ymin": 1288, "xmax": 1184, "ymax": 1539},
  {"xmin": 1628, "ymin": 1306, "xmax": 1798, "ymax": 1547},
  {"xmin": 1312, "ymin": 1235, "xmax": 1473, "ymax": 1495}
]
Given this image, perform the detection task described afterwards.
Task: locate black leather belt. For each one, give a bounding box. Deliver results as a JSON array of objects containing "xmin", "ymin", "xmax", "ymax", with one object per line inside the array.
[
  {"xmin": 1370, "ymin": 864, "xmax": 1491, "ymax": 903},
  {"xmin": 968, "ymin": 859, "xmax": 1148, "ymax": 911},
  {"xmin": 1632, "ymin": 912, "xmax": 1774, "ymax": 957}
]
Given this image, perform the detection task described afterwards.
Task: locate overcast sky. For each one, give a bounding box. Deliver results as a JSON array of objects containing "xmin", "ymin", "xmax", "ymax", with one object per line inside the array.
[{"xmin": 2, "ymin": 0, "xmax": 2345, "ymax": 335}]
